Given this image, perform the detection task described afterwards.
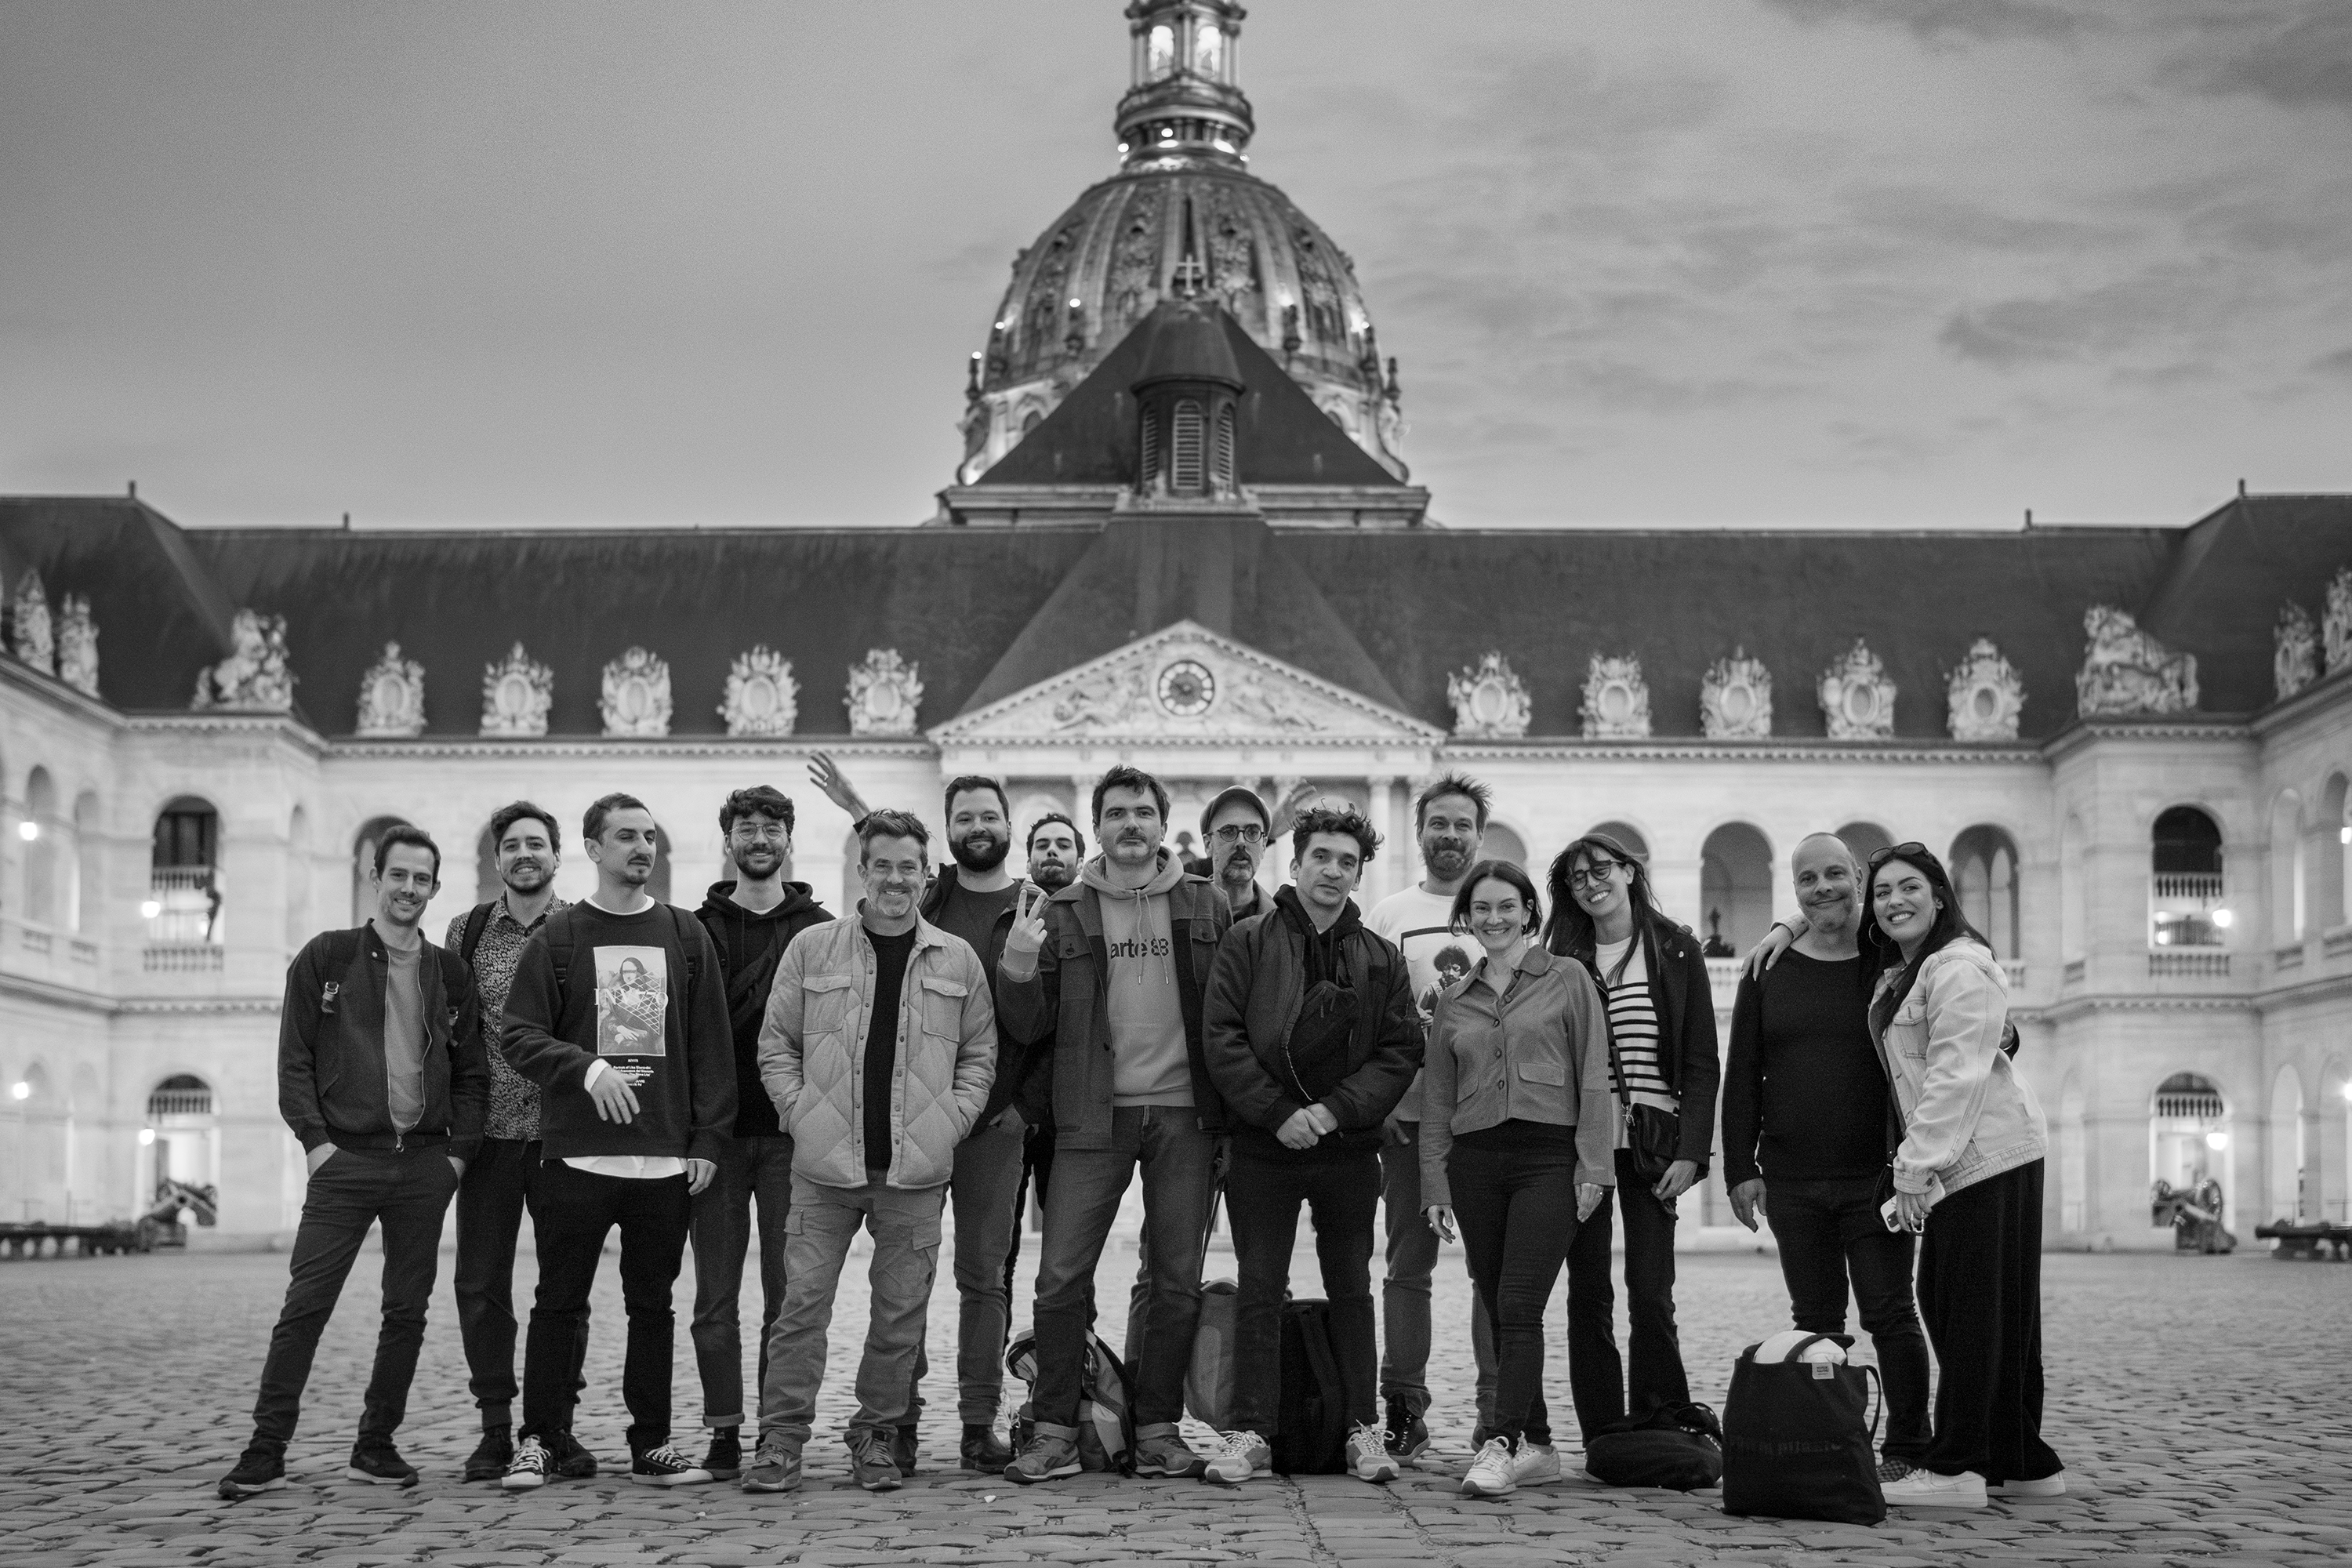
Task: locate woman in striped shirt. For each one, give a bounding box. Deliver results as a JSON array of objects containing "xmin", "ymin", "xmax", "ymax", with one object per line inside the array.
[{"xmin": 1542, "ymin": 833, "xmax": 1722, "ymax": 1450}]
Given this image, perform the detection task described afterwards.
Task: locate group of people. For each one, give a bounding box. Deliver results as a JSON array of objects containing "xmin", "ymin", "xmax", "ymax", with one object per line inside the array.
[{"xmin": 218, "ymin": 760, "xmax": 2061, "ymax": 1511}]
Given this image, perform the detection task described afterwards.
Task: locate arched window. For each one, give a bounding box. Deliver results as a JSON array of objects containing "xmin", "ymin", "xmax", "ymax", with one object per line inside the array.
[
  {"xmin": 353, "ymin": 815, "xmax": 412, "ymax": 927},
  {"xmin": 72, "ymin": 790, "xmax": 100, "ymax": 935},
  {"xmin": 1835, "ymin": 821, "xmax": 1893, "ymax": 866},
  {"xmin": 2151, "ymin": 806, "xmax": 2225, "ymax": 948},
  {"xmin": 2321, "ymin": 774, "xmax": 2350, "ymax": 932},
  {"xmin": 1213, "ymin": 404, "xmax": 1235, "ymax": 492},
  {"xmin": 22, "ymin": 767, "xmax": 60, "ymax": 926},
  {"xmin": 2269, "ymin": 791, "xmax": 2305, "ymax": 946},
  {"xmin": 144, "ymin": 1073, "xmax": 220, "ymax": 1221},
  {"xmin": 1584, "ymin": 821, "xmax": 1649, "ymax": 859},
  {"xmin": 1171, "ymin": 399, "xmax": 1204, "ymax": 492},
  {"xmin": 1951, "ymin": 824, "xmax": 2021, "ymax": 960},
  {"xmin": 149, "ymin": 796, "xmax": 221, "ymax": 945},
  {"xmin": 1700, "ymin": 822, "xmax": 1774, "ymax": 957},
  {"xmin": 2150, "ymin": 1072, "xmax": 2230, "ymax": 1210}
]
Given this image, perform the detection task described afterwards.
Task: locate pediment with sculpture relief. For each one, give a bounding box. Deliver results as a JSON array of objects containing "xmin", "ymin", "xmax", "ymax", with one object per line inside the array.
[{"xmin": 931, "ymin": 620, "xmax": 1443, "ymax": 745}]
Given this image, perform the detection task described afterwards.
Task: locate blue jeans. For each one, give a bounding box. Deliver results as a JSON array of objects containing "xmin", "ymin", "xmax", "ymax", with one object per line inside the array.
[
  {"xmin": 911, "ymin": 1108, "xmax": 1029, "ymax": 1425},
  {"xmin": 1029, "ymin": 1105, "xmax": 1217, "ymax": 1431},
  {"xmin": 757, "ymin": 1175, "xmax": 946, "ymax": 1446},
  {"xmin": 688, "ymin": 1132, "xmax": 796, "ymax": 1429}
]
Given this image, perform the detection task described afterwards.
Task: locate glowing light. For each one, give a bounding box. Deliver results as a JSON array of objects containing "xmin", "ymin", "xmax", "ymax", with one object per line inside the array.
[
  {"xmin": 16, "ymin": 820, "xmax": 35, "ymax": 841},
  {"xmin": 1069, "ymin": 297, "xmax": 1081, "ymax": 309},
  {"xmin": 2341, "ymin": 826, "xmax": 2350, "ymax": 845},
  {"xmin": 2342, "ymin": 1081, "xmax": 2352, "ymax": 1104},
  {"xmin": 2212, "ymin": 908, "xmax": 2234, "ymax": 929},
  {"xmin": 2204, "ymin": 1131, "xmax": 2230, "ymax": 1152},
  {"xmin": 8, "ymin": 1082, "xmax": 27, "ymax": 1102},
  {"xmin": 140, "ymin": 898, "xmax": 162, "ymax": 920},
  {"xmin": 1116, "ymin": 143, "xmax": 1129, "ymax": 154},
  {"xmin": 138, "ymin": 1127, "xmax": 155, "ymax": 1146}
]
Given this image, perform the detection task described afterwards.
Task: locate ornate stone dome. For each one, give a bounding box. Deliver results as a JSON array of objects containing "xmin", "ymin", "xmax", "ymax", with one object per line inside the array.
[{"xmin": 956, "ymin": 1, "xmax": 1406, "ymax": 485}]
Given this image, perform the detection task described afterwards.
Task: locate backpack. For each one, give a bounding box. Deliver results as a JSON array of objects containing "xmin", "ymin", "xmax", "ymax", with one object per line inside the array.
[
  {"xmin": 458, "ymin": 900, "xmax": 495, "ymax": 973},
  {"xmin": 1582, "ymin": 1400, "xmax": 1725, "ymax": 1491},
  {"xmin": 1269, "ymin": 1299, "xmax": 1352, "ymax": 1476},
  {"xmin": 541, "ymin": 903, "xmax": 701, "ymax": 1011},
  {"xmin": 1184, "ymin": 1278, "xmax": 1240, "ymax": 1431},
  {"xmin": 1721, "ymin": 1332, "xmax": 1886, "ymax": 1525},
  {"xmin": 1005, "ymin": 1327, "xmax": 1136, "ymax": 1474}
]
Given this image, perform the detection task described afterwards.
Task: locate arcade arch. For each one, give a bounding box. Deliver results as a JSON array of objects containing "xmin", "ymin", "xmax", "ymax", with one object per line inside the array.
[
  {"xmin": 1951, "ymin": 824, "xmax": 2021, "ymax": 960},
  {"xmin": 1700, "ymin": 822, "xmax": 1773, "ymax": 956}
]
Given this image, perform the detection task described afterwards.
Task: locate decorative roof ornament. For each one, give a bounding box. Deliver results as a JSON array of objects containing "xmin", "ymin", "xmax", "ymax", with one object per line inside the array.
[
  {"xmin": 2074, "ymin": 605, "xmax": 2197, "ymax": 718},
  {"xmin": 720, "ymin": 647, "xmax": 800, "ymax": 738},
  {"xmin": 845, "ymin": 648, "xmax": 924, "ymax": 736},
  {"xmin": 1446, "ymin": 652, "xmax": 1532, "ymax": 739},
  {"xmin": 1818, "ymin": 639, "xmax": 1897, "ymax": 740},
  {"xmin": 354, "ymin": 642, "xmax": 427, "ymax": 738},
  {"xmin": 600, "ymin": 647, "xmax": 673, "ymax": 739},
  {"xmin": 191, "ymin": 608, "xmax": 294, "ymax": 712},
  {"xmin": 1700, "ymin": 648, "xmax": 1773, "ymax": 739},
  {"xmin": 2274, "ymin": 603, "xmax": 2318, "ymax": 703},
  {"xmin": 1579, "ymin": 654, "xmax": 1651, "ymax": 739},
  {"xmin": 56, "ymin": 593, "xmax": 99, "ymax": 698},
  {"xmin": 480, "ymin": 641, "xmax": 553, "ymax": 738},
  {"xmin": 1946, "ymin": 638, "xmax": 2024, "ymax": 741},
  {"xmin": 2325, "ymin": 566, "xmax": 2352, "ymax": 675},
  {"xmin": 9, "ymin": 568, "xmax": 55, "ymax": 675}
]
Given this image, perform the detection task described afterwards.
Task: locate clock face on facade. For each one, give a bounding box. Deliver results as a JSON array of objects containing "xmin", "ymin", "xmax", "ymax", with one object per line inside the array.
[{"xmin": 1156, "ymin": 659, "xmax": 1216, "ymax": 717}]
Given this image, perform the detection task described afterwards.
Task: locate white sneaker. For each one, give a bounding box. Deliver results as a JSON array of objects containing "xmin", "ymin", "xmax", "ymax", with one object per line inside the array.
[
  {"xmin": 1459, "ymin": 1436, "xmax": 1518, "ymax": 1498},
  {"xmin": 1202, "ymin": 1430, "xmax": 1270, "ymax": 1485},
  {"xmin": 1991, "ymin": 1472, "xmax": 2067, "ymax": 1497},
  {"xmin": 1882, "ymin": 1467, "xmax": 1989, "ymax": 1508},
  {"xmin": 1509, "ymin": 1441, "xmax": 1562, "ymax": 1486},
  {"xmin": 1347, "ymin": 1423, "xmax": 1399, "ymax": 1483}
]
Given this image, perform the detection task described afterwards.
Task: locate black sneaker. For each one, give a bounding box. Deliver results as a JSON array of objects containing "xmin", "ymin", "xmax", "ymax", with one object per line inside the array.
[
  {"xmin": 891, "ymin": 1421, "xmax": 920, "ymax": 1476},
  {"xmin": 463, "ymin": 1428, "xmax": 513, "ymax": 1483},
  {"xmin": 847, "ymin": 1428, "xmax": 902, "ymax": 1492},
  {"xmin": 1385, "ymin": 1399, "xmax": 1429, "ymax": 1461},
  {"xmin": 960, "ymin": 1423, "xmax": 1014, "ymax": 1472},
  {"xmin": 548, "ymin": 1429, "xmax": 599, "ymax": 1480},
  {"xmin": 629, "ymin": 1442, "xmax": 713, "ymax": 1487},
  {"xmin": 346, "ymin": 1446, "xmax": 419, "ymax": 1487},
  {"xmin": 501, "ymin": 1436, "xmax": 550, "ymax": 1491},
  {"xmin": 701, "ymin": 1428, "xmax": 742, "ymax": 1481},
  {"xmin": 217, "ymin": 1444, "xmax": 285, "ymax": 1500}
]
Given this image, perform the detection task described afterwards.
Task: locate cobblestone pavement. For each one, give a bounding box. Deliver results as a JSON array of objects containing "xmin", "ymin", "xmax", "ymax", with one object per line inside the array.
[{"xmin": 2, "ymin": 1229, "xmax": 2346, "ymax": 1567}]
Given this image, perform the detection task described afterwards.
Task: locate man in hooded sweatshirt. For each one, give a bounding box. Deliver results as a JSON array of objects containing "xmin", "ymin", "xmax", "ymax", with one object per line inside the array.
[
  {"xmin": 997, "ymin": 764, "xmax": 1233, "ymax": 1484},
  {"xmin": 686, "ymin": 785, "xmax": 831, "ymax": 1480}
]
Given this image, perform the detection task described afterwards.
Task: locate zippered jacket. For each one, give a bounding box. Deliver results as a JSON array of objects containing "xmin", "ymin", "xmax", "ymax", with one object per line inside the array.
[
  {"xmin": 695, "ymin": 879, "xmax": 832, "ymax": 1139},
  {"xmin": 919, "ymin": 863, "xmax": 1044, "ymax": 1130},
  {"xmin": 1874, "ymin": 940, "xmax": 2046, "ymax": 1198},
  {"xmin": 278, "ymin": 924, "xmax": 487, "ymax": 1160}
]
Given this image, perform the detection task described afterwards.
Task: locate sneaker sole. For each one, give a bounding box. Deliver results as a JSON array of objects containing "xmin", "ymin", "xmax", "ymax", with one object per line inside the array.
[
  {"xmin": 1137, "ymin": 1461, "xmax": 1208, "ymax": 1478},
  {"xmin": 343, "ymin": 1467, "xmax": 419, "ymax": 1487},
  {"xmin": 1992, "ymin": 1476, "xmax": 2066, "ymax": 1497},
  {"xmin": 1203, "ymin": 1467, "xmax": 1262, "ymax": 1485},
  {"xmin": 500, "ymin": 1472, "xmax": 546, "ymax": 1491},
  {"xmin": 857, "ymin": 1475, "xmax": 902, "ymax": 1492},
  {"xmin": 1888, "ymin": 1491, "xmax": 1988, "ymax": 1509},
  {"xmin": 741, "ymin": 1475, "xmax": 801, "ymax": 1493},
  {"xmin": 1356, "ymin": 1458, "xmax": 1402, "ymax": 1483},
  {"xmin": 216, "ymin": 1478, "xmax": 285, "ymax": 1500},
  {"xmin": 630, "ymin": 1471, "xmax": 714, "ymax": 1486},
  {"xmin": 1007, "ymin": 1461, "xmax": 1081, "ymax": 1484},
  {"xmin": 1461, "ymin": 1478, "xmax": 1517, "ymax": 1498}
]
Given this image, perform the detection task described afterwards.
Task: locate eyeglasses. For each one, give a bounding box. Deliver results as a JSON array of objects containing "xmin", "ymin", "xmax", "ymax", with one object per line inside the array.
[
  {"xmin": 731, "ymin": 825, "xmax": 790, "ymax": 844},
  {"xmin": 1210, "ymin": 825, "xmax": 1265, "ymax": 845},
  {"xmin": 1866, "ymin": 841, "xmax": 1927, "ymax": 871},
  {"xmin": 1566, "ymin": 860, "xmax": 1622, "ymax": 889}
]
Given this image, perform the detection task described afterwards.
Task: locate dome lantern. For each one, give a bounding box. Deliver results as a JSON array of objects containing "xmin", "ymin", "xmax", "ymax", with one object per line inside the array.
[{"xmin": 1116, "ymin": 1, "xmax": 1254, "ymax": 169}]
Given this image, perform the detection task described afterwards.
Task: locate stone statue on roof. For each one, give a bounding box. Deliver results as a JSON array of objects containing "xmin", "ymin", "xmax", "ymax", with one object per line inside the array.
[
  {"xmin": 191, "ymin": 608, "xmax": 294, "ymax": 712},
  {"xmin": 2074, "ymin": 605, "xmax": 2196, "ymax": 718},
  {"xmin": 355, "ymin": 642, "xmax": 427, "ymax": 738},
  {"xmin": 2325, "ymin": 567, "xmax": 2352, "ymax": 676},
  {"xmin": 9, "ymin": 568, "xmax": 55, "ymax": 676},
  {"xmin": 2274, "ymin": 602, "xmax": 2317, "ymax": 704},
  {"xmin": 56, "ymin": 594, "xmax": 99, "ymax": 698}
]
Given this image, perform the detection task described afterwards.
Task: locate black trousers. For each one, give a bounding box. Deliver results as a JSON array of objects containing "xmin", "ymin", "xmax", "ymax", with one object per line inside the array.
[
  {"xmin": 1917, "ymin": 1160, "xmax": 2061, "ymax": 1483},
  {"xmin": 521, "ymin": 1161, "xmax": 691, "ymax": 1455},
  {"xmin": 1769, "ymin": 1173, "xmax": 1932, "ymax": 1464},
  {"xmin": 1449, "ymin": 1138, "xmax": 1581, "ymax": 1447},
  {"xmin": 249, "ymin": 1145, "xmax": 459, "ymax": 1449},
  {"xmin": 1565, "ymin": 1148, "xmax": 1689, "ymax": 1440},
  {"xmin": 454, "ymin": 1137, "xmax": 588, "ymax": 1427},
  {"xmin": 1224, "ymin": 1149, "xmax": 1381, "ymax": 1437}
]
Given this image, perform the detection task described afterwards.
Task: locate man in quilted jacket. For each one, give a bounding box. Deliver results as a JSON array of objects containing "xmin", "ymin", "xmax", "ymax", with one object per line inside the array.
[{"xmin": 742, "ymin": 810, "xmax": 996, "ymax": 1494}]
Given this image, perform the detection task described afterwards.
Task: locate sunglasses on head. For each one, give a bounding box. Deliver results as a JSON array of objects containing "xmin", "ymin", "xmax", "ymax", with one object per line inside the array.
[{"xmin": 1866, "ymin": 840, "xmax": 1928, "ymax": 871}]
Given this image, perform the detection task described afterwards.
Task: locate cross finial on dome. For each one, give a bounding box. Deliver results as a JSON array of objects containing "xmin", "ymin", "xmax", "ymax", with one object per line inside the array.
[{"xmin": 1171, "ymin": 196, "xmax": 1207, "ymax": 299}]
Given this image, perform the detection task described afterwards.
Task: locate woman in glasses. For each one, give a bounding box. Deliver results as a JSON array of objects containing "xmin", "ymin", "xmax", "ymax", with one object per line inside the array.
[
  {"xmin": 1541, "ymin": 833, "xmax": 1720, "ymax": 1453},
  {"xmin": 1859, "ymin": 843, "xmax": 2058, "ymax": 1508},
  {"xmin": 1419, "ymin": 860, "xmax": 1612, "ymax": 1499}
]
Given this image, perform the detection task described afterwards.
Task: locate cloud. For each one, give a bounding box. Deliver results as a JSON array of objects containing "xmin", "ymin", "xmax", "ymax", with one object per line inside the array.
[
  {"xmin": 2187, "ymin": 5, "xmax": 2352, "ymax": 115},
  {"xmin": 1937, "ymin": 263, "xmax": 2249, "ymax": 368},
  {"xmin": 1757, "ymin": 0, "xmax": 2091, "ymax": 46},
  {"xmin": 2310, "ymin": 347, "xmax": 2352, "ymax": 379},
  {"xmin": 1838, "ymin": 185, "xmax": 2133, "ymax": 253}
]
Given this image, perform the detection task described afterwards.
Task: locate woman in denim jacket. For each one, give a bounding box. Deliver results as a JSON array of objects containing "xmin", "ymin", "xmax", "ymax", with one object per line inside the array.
[
  {"xmin": 1420, "ymin": 860, "xmax": 1613, "ymax": 1501},
  {"xmin": 1863, "ymin": 844, "xmax": 2061, "ymax": 1508}
]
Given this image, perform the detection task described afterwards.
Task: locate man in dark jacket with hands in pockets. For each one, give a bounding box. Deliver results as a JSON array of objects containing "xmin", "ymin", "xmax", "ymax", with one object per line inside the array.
[{"xmin": 1197, "ymin": 804, "xmax": 1424, "ymax": 1486}]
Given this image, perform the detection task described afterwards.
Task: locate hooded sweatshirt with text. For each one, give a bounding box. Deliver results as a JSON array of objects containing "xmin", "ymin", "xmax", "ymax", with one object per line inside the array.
[{"xmin": 1081, "ymin": 850, "xmax": 1192, "ymax": 1106}]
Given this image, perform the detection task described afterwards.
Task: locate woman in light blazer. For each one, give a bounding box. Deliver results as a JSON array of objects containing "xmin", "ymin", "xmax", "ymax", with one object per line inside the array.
[{"xmin": 1421, "ymin": 860, "xmax": 1613, "ymax": 1501}]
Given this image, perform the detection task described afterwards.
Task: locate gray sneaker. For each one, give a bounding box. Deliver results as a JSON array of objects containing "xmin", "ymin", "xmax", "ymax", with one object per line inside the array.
[
  {"xmin": 1134, "ymin": 1426, "xmax": 1207, "ymax": 1479},
  {"xmin": 845, "ymin": 1428, "xmax": 902, "ymax": 1492},
  {"xmin": 741, "ymin": 1436, "xmax": 802, "ymax": 1494},
  {"xmin": 1006, "ymin": 1428, "xmax": 1081, "ymax": 1485}
]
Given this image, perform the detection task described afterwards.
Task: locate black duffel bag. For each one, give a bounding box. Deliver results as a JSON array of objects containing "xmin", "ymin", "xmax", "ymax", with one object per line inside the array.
[
  {"xmin": 1721, "ymin": 1333, "xmax": 1886, "ymax": 1526},
  {"xmin": 1582, "ymin": 1400, "xmax": 1724, "ymax": 1491}
]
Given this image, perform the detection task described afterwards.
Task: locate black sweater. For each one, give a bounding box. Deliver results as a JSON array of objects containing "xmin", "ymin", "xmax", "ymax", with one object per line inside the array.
[
  {"xmin": 501, "ymin": 900, "xmax": 736, "ymax": 1163},
  {"xmin": 1722, "ymin": 949, "xmax": 1888, "ymax": 1187},
  {"xmin": 696, "ymin": 880, "xmax": 831, "ymax": 1139}
]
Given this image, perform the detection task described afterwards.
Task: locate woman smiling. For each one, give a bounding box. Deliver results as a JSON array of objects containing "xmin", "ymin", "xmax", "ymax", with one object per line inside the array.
[{"xmin": 1418, "ymin": 860, "xmax": 1613, "ymax": 1500}]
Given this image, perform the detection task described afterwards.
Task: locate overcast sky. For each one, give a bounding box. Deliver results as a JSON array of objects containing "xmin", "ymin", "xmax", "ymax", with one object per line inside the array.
[{"xmin": 4, "ymin": 0, "xmax": 2347, "ymax": 530}]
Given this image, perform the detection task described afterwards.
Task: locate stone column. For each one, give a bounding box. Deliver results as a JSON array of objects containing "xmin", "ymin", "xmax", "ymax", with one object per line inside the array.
[{"xmin": 1367, "ymin": 775, "xmax": 1398, "ymax": 903}]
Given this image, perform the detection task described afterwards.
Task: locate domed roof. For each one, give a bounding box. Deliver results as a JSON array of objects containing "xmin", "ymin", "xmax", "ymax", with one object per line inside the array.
[{"xmin": 956, "ymin": 2, "xmax": 1406, "ymax": 485}]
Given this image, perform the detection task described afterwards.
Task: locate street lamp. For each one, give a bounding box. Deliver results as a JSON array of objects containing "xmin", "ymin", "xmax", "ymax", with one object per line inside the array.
[
  {"xmin": 8, "ymin": 1082, "xmax": 27, "ymax": 1102},
  {"xmin": 15, "ymin": 820, "xmax": 35, "ymax": 842},
  {"xmin": 2204, "ymin": 1131, "xmax": 2230, "ymax": 1152}
]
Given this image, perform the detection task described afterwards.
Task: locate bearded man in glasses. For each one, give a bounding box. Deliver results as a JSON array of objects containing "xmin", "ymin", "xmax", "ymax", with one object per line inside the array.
[{"xmin": 1200, "ymin": 787, "xmax": 1276, "ymax": 920}]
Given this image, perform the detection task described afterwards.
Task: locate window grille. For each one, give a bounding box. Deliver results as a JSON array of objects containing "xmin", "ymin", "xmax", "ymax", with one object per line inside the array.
[
  {"xmin": 1171, "ymin": 400, "xmax": 1203, "ymax": 492},
  {"xmin": 1140, "ymin": 408, "xmax": 1160, "ymax": 488},
  {"xmin": 1213, "ymin": 405, "xmax": 1234, "ymax": 490}
]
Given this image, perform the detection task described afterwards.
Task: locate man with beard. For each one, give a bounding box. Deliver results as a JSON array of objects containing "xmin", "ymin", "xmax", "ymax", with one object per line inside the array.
[
  {"xmin": 1363, "ymin": 773, "xmax": 1500, "ymax": 1462},
  {"xmin": 904, "ymin": 776, "xmax": 1044, "ymax": 1473},
  {"xmin": 999, "ymin": 764, "xmax": 1232, "ymax": 1484},
  {"xmin": 447, "ymin": 803, "xmax": 594, "ymax": 1483},
  {"xmin": 1199, "ymin": 787, "xmax": 1274, "ymax": 920},
  {"xmin": 499, "ymin": 793, "xmax": 735, "ymax": 1490},
  {"xmin": 687, "ymin": 786, "xmax": 831, "ymax": 1481},
  {"xmin": 1001, "ymin": 811, "xmax": 1083, "ymax": 1310}
]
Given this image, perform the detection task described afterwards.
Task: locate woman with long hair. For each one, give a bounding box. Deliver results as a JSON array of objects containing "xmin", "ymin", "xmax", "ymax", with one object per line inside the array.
[
  {"xmin": 1419, "ymin": 860, "xmax": 1613, "ymax": 1500},
  {"xmin": 1860, "ymin": 843, "xmax": 2059, "ymax": 1508},
  {"xmin": 1541, "ymin": 834, "xmax": 1719, "ymax": 1446}
]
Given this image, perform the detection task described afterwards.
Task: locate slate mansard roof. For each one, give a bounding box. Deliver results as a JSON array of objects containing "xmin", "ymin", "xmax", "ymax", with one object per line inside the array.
[{"xmin": 3, "ymin": 490, "xmax": 2344, "ymax": 742}]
